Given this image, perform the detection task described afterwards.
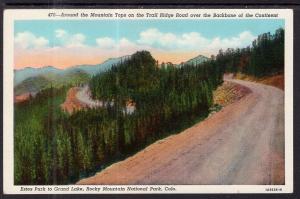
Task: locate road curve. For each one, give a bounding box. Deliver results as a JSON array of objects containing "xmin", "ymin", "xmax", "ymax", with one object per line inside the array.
[
  {"xmin": 77, "ymin": 79, "xmax": 284, "ymax": 185},
  {"xmin": 76, "ymin": 85, "xmax": 135, "ymax": 114},
  {"xmin": 76, "ymin": 85, "xmax": 104, "ymax": 108}
]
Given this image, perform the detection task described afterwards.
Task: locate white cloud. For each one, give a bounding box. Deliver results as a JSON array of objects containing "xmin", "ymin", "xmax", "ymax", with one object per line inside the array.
[
  {"xmin": 55, "ymin": 29, "xmax": 67, "ymax": 38},
  {"xmin": 66, "ymin": 33, "xmax": 86, "ymax": 48},
  {"xmin": 15, "ymin": 31, "xmax": 49, "ymax": 49},
  {"xmin": 179, "ymin": 32, "xmax": 209, "ymax": 48},
  {"xmin": 207, "ymin": 31, "xmax": 255, "ymax": 52},
  {"xmin": 54, "ymin": 29, "xmax": 86, "ymax": 48},
  {"xmin": 96, "ymin": 37, "xmax": 116, "ymax": 49},
  {"xmin": 137, "ymin": 28, "xmax": 209, "ymax": 50},
  {"xmin": 138, "ymin": 28, "xmax": 176, "ymax": 48},
  {"xmin": 95, "ymin": 29, "xmax": 255, "ymax": 57},
  {"xmin": 137, "ymin": 28, "xmax": 255, "ymax": 53},
  {"xmin": 95, "ymin": 37, "xmax": 144, "ymax": 52},
  {"xmin": 119, "ymin": 38, "xmax": 139, "ymax": 49}
]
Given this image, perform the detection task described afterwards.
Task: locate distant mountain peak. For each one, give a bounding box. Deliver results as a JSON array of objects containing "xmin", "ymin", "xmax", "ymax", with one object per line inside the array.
[
  {"xmin": 102, "ymin": 55, "xmax": 131, "ymax": 63},
  {"xmin": 184, "ymin": 54, "xmax": 210, "ymax": 65},
  {"xmin": 194, "ymin": 55, "xmax": 207, "ymax": 59},
  {"xmin": 43, "ymin": 65, "xmax": 56, "ymax": 69}
]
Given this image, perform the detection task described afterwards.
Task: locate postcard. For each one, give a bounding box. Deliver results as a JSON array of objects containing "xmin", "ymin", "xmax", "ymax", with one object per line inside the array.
[{"xmin": 3, "ymin": 8, "xmax": 293, "ymax": 194}]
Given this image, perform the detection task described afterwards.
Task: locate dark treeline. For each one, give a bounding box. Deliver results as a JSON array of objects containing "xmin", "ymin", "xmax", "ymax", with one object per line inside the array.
[
  {"xmin": 14, "ymin": 28, "xmax": 284, "ymax": 185},
  {"xmin": 216, "ymin": 28, "xmax": 284, "ymax": 77}
]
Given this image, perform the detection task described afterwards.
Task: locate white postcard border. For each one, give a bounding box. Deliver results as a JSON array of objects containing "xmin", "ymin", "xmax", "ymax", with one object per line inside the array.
[{"xmin": 3, "ymin": 8, "xmax": 294, "ymax": 194}]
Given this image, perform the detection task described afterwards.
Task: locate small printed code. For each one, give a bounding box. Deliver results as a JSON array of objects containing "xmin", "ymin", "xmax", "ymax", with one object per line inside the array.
[{"xmin": 265, "ymin": 187, "xmax": 283, "ymax": 192}]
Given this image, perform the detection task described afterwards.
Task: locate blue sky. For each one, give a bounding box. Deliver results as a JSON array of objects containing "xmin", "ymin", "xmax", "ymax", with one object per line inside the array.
[
  {"xmin": 14, "ymin": 19, "xmax": 284, "ymax": 68},
  {"xmin": 15, "ymin": 19, "xmax": 284, "ymax": 47}
]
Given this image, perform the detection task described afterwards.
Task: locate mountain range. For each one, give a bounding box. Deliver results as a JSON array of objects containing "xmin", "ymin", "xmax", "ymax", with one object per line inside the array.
[
  {"xmin": 14, "ymin": 54, "xmax": 209, "ymax": 96},
  {"xmin": 14, "ymin": 55, "xmax": 131, "ymax": 85}
]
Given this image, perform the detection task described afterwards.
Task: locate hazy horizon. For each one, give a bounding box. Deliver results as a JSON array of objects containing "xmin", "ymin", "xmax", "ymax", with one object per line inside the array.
[{"xmin": 14, "ymin": 19, "xmax": 284, "ymax": 69}]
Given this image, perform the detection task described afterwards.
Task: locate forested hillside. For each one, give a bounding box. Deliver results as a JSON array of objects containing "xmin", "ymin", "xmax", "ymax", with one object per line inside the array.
[
  {"xmin": 216, "ymin": 28, "xmax": 284, "ymax": 77},
  {"xmin": 14, "ymin": 69, "xmax": 90, "ymax": 96},
  {"xmin": 15, "ymin": 51, "xmax": 223, "ymax": 185},
  {"xmin": 89, "ymin": 50, "xmax": 224, "ymax": 151},
  {"xmin": 14, "ymin": 28, "xmax": 284, "ymax": 185}
]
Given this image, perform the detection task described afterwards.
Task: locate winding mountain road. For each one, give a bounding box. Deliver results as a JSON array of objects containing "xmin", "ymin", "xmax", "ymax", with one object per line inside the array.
[
  {"xmin": 77, "ymin": 79, "xmax": 284, "ymax": 185},
  {"xmin": 76, "ymin": 85, "xmax": 103, "ymax": 108},
  {"xmin": 75, "ymin": 85, "xmax": 135, "ymax": 114}
]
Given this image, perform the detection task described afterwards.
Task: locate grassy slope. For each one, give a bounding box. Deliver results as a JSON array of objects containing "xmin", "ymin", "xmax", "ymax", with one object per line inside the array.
[
  {"xmin": 213, "ymin": 81, "xmax": 251, "ymax": 107},
  {"xmin": 235, "ymin": 73, "xmax": 284, "ymax": 90}
]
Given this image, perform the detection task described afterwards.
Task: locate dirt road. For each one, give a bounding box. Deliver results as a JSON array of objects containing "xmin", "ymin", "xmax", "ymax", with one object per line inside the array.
[
  {"xmin": 76, "ymin": 85, "xmax": 135, "ymax": 114},
  {"xmin": 76, "ymin": 85, "xmax": 103, "ymax": 108},
  {"xmin": 77, "ymin": 79, "xmax": 284, "ymax": 185}
]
